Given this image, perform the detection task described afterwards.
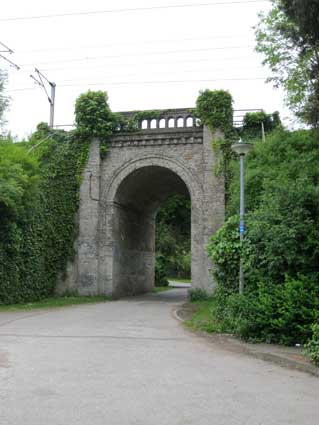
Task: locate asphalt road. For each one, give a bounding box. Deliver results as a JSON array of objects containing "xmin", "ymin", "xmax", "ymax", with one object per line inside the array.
[{"xmin": 0, "ymin": 289, "xmax": 318, "ymax": 425}]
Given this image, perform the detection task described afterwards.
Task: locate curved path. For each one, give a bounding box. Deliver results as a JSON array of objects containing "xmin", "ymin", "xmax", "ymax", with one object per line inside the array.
[{"xmin": 0, "ymin": 289, "xmax": 318, "ymax": 425}]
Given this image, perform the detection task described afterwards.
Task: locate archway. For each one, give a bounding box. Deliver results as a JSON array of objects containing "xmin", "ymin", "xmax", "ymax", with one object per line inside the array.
[
  {"xmin": 101, "ymin": 155, "xmax": 205, "ymax": 298},
  {"xmin": 112, "ymin": 166, "xmax": 190, "ymax": 296}
]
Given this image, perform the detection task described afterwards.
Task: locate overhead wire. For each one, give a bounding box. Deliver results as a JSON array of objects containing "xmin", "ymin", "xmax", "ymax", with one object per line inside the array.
[
  {"xmin": 8, "ymin": 76, "xmax": 267, "ymax": 92},
  {"xmin": 16, "ymin": 33, "xmax": 253, "ymax": 54},
  {"xmin": 36, "ymin": 55, "xmax": 259, "ymax": 73},
  {"xmin": 0, "ymin": 1, "xmax": 268, "ymax": 22},
  {"xmin": 19, "ymin": 45, "xmax": 255, "ymax": 67}
]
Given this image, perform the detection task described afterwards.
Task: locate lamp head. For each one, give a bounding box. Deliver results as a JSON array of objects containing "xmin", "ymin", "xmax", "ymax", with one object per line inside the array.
[{"xmin": 231, "ymin": 138, "xmax": 253, "ymax": 156}]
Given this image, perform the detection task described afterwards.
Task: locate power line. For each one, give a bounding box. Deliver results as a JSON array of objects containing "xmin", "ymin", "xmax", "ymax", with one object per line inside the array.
[
  {"xmin": 38, "ymin": 55, "xmax": 258, "ymax": 73},
  {"xmin": 20, "ymin": 45, "xmax": 254, "ymax": 67},
  {"xmin": 48, "ymin": 64, "xmax": 264, "ymax": 84},
  {"xmin": 0, "ymin": 1, "xmax": 268, "ymax": 22},
  {"xmin": 16, "ymin": 33, "xmax": 252, "ymax": 54},
  {"xmin": 8, "ymin": 76, "xmax": 266, "ymax": 92}
]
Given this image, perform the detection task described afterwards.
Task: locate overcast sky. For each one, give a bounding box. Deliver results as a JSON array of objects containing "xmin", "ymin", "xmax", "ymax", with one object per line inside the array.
[{"xmin": 1, "ymin": 0, "xmax": 291, "ymax": 138}]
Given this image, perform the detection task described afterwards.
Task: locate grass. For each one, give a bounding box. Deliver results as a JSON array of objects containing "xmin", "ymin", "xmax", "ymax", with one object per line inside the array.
[
  {"xmin": 152, "ymin": 286, "xmax": 174, "ymax": 293},
  {"xmin": 0, "ymin": 295, "xmax": 111, "ymax": 312},
  {"xmin": 185, "ymin": 298, "xmax": 223, "ymax": 333},
  {"xmin": 167, "ymin": 277, "xmax": 192, "ymax": 283}
]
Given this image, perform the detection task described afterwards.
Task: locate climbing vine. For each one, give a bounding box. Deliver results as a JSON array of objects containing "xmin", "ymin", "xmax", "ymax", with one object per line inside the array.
[
  {"xmin": 75, "ymin": 90, "xmax": 119, "ymax": 158},
  {"xmin": 0, "ymin": 123, "xmax": 90, "ymax": 304},
  {"xmin": 195, "ymin": 89, "xmax": 237, "ymax": 201},
  {"xmin": 119, "ymin": 110, "xmax": 167, "ymax": 131}
]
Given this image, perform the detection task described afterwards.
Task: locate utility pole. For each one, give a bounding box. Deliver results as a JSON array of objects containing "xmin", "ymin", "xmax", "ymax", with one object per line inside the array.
[
  {"xmin": 49, "ymin": 82, "xmax": 56, "ymax": 128},
  {"xmin": 30, "ymin": 68, "xmax": 56, "ymax": 128}
]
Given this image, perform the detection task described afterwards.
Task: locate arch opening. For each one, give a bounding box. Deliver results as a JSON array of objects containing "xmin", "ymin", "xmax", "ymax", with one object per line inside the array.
[{"xmin": 112, "ymin": 166, "xmax": 191, "ymax": 297}]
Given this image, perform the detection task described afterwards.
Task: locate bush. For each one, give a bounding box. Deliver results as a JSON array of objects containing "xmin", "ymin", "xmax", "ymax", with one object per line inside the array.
[
  {"xmin": 188, "ymin": 288, "xmax": 209, "ymax": 302},
  {"xmin": 213, "ymin": 276, "xmax": 319, "ymax": 345},
  {"xmin": 155, "ymin": 194, "xmax": 191, "ymax": 280},
  {"xmin": 206, "ymin": 129, "xmax": 319, "ymax": 344},
  {"xmin": 0, "ymin": 133, "xmax": 89, "ymax": 304},
  {"xmin": 154, "ymin": 254, "xmax": 169, "ymax": 287},
  {"xmin": 206, "ymin": 215, "xmax": 241, "ymax": 293},
  {"xmin": 305, "ymin": 324, "xmax": 319, "ymax": 365}
]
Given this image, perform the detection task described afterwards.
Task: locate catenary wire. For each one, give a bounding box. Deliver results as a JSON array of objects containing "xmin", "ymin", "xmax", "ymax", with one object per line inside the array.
[
  {"xmin": 7, "ymin": 77, "xmax": 267, "ymax": 92},
  {"xmin": 19, "ymin": 45, "xmax": 255, "ymax": 67},
  {"xmin": 16, "ymin": 33, "xmax": 253, "ymax": 54},
  {"xmin": 0, "ymin": 1, "xmax": 269, "ymax": 22}
]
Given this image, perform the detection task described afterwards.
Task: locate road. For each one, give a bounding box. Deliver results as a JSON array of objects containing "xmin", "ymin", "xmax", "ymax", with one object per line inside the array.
[{"xmin": 0, "ymin": 289, "xmax": 318, "ymax": 425}]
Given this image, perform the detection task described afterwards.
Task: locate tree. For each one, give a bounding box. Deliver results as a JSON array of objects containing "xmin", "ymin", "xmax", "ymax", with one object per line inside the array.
[
  {"xmin": 279, "ymin": 0, "xmax": 319, "ymax": 45},
  {"xmin": 255, "ymin": 1, "xmax": 319, "ymax": 126},
  {"xmin": 0, "ymin": 70, "xmax": 9, "ymax": 130}
]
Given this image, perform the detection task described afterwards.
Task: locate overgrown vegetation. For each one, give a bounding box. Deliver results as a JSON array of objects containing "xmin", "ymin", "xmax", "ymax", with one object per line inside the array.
[
  {"xmin": 0, "ymin": 90, "xmax": 121, "ymax": 305},
  {"xmin": 75, "ymin": 90, "xmax": 119, "ymax": 158},
  {"xmin": 0, "ymin": 69, "xmax": 9, "ymax": 131},
  {"xmin": 256, "ymin": 0, "xmax": 319, "ymax": 126},
  {"xmin": 155, "ymin": 194, "xmax": 191, "ymax": 286},
  {"xmin": 188, "ymin": 288, "xmax": 210, "ymax": 302},
  {"xmin": 205, "ymin": 128, "xmax": 319, "ymax": 346},
  {"xmin": 305, "ymin": 324, "xmax": 319, "ymax": 365},
  {"xmin": 0, "ymin": 127, "xmax": 90, "ymax": 304}
]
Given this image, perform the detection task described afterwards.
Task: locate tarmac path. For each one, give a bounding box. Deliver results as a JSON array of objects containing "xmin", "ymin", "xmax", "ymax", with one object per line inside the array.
[{"xmin": 0, "ymin": 289, "xmax": 318, "ymax": 425}]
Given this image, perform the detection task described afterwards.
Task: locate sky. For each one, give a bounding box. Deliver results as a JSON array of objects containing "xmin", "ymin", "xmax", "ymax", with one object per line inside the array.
[{"xmin": 0, "ymin": 0, "xmax": 291, "ymax": 138}]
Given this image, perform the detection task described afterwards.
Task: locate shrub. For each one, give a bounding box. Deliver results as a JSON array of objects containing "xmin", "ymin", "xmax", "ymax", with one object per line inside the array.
[
  {"xmin": 154, "ymin": 254, "xmax": 169, "ymax": 287},
  {"xmin": 206, "ymin": 215, "xmax": 241, "ymax": 293},
  {"xmin": 0, "ymin": 133, "xmax": 90, "ymax": 304},
  {"xmin": 214, "ymin": 276, "xmax": 319, "ymax": 345},
  {"xmin": 188, "ymin": 288, "xmax": 209, "ymax": 302},
  {"xmin": 305, "ymin": 324, "xmax": 319, "ymax": 365}
]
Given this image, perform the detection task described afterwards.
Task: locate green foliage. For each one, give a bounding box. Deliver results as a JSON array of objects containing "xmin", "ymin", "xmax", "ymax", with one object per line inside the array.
[
  {"xmin": 195, "ymin": 89, "xmax": 236, "ymax": 204},
  {"xmin": 0, "ymin": 139, "xmax": 39, "ymax": 220},
  {"xmin": 188, "ymin": 288, "xmax": 210, "ymax": 302},
  {"xmin": 216, "ymin": 277, "xmax": 319, "ymax": 345},
  {"xmin": 0, "ymin": 295, "xmax": 111, "ymax": 312},
  {"xmin": 242, "ymin": 111, "xmax": 281, "ymax": 140},
  {"xmin": 0, "ymin": 69, "xmax": 9, "ymax": 131},
  {"xmin": 124, "ymin": 110, "xmax": 165, "ymax": 131},
  {"xmin": 207, "ymin": 128, "xmax": 319, "ymax": 345},
  {"xmin": 305, "ymin": 324, "xmax": 319, "ymax": 365},
  {"xmin": 206, "ymin": 215, "xmax": 241, "ymax": 293},
  {"xmin": 155, "ymin": 194, "xmax": 191, "ymax": 282},
  {"xmin": 255, "ymin": 2, "xmax": 319, "ymax": 126},
  {"xmin": 185, "ymin": 299, "xmax": 218, "ymax": 332},
  {"xmin": 155, "ymin": 255, "xmax": 169, "ymax": 287},
  {"xmin": 74, "ymin": 90, "xmax": 120, "ymax": 158},
  {"xmin": 0, "ymin": 132, "xmax": 90, "ymax": 304},
  {"xmin": 279, "ymin": 0, "xmax": 319, "ymax": 46},
  {"xmin": 195, "ymin": 89, "xmax": 233, "ymax": 131}
]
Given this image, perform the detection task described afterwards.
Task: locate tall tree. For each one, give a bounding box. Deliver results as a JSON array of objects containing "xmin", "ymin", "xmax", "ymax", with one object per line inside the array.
[
  {"xmin": 280, "ymin": 0, "xmax": 319, "ymax": 45},
  {"xmin": 255, "ymin": 0, "xmax": 319, "ymax": 127}
]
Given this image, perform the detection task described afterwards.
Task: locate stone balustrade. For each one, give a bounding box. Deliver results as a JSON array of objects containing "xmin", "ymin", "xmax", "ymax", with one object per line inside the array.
[{"xmin": 119, "ymin": 108, "xmax": 201, "ymax": 132}]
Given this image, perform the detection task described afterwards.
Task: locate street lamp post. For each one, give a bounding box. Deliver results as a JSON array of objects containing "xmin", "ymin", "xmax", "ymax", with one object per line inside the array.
[{"xmin": 231, "ymin": 138, "xmax": 253, "ymax": 294}]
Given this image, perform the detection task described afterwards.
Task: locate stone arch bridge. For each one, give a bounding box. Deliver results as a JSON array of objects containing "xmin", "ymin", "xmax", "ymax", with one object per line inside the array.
[{"xmin": 59, "ymin": 108, "xmax": 225, "ymax": 297}]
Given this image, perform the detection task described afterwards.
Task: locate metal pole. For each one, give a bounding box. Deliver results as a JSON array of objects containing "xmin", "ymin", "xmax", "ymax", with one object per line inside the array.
[
  {"xmin": 261, "ymin": 121, "xmax": 266, "ymax": 142},
  {"xmin": 239, "ymin": 154, "xmax": 245, "ymax": 294},
  {"xmin": 49, "ymin": 82, "xmax": 56, "ymax": 128}
]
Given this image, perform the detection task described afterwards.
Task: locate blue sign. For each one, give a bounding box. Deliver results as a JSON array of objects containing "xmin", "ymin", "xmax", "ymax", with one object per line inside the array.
[{"xmin": 239, "ymin": 225, "xmax": 245, "ymax": 234}]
